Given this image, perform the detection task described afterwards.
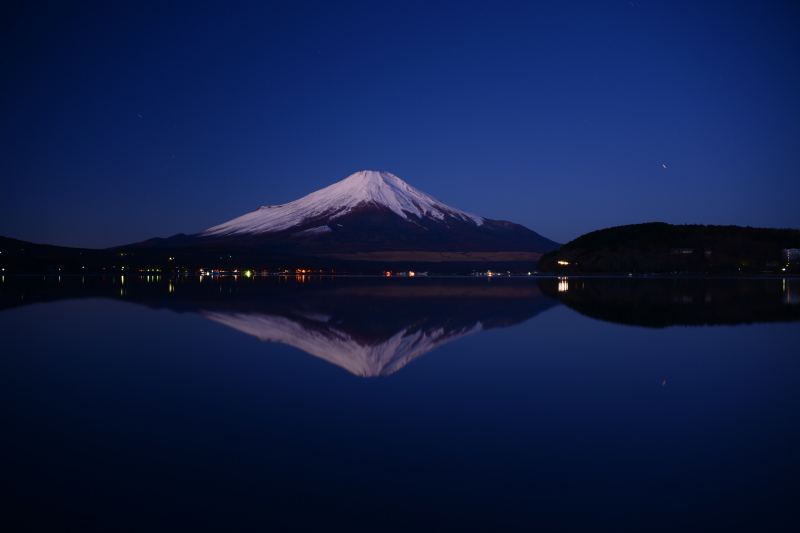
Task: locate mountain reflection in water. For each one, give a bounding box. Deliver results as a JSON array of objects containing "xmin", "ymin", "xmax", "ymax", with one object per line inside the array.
[
  {"xmin": 2, "ymin": 274, "xmax": 798, "ymax": 531},
  {"xmin": 193, "ymin": 280, "xmax": 558, "ymax": 376},
  {"xmin": 3, "ymin": 275, "xmax": 798, "ymax": 375},
  {"xmin": 0, "ymin": 276, "xmax": 558, "ymax": 377}
]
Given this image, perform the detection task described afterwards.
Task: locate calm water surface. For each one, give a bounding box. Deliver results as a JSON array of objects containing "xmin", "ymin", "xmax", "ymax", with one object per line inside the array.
[{"xmin": 2, "ymin": 275, "xmax": 798, "ymax": 531}]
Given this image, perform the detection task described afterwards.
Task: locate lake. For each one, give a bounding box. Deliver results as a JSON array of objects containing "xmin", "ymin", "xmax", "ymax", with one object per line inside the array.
[{"xmin": 2, "ymin": 275, "xmax": 798, "ymax": 531}]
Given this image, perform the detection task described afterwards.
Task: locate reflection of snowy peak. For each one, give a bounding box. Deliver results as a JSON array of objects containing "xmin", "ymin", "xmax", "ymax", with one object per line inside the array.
[
  {"xmin": 182, "ymin": 279, "xmax": 560, "ymax": 377},
  {"xmin": 199, "ymin": 170, "xmax": 484, "ymax": 238},
  {"xmin": 201, "ymin": 309, "xmax": 484, "ymax": 377},
  {"xmin": 107, "ymin": 277, "xmax": 559, "ymax": 377}
]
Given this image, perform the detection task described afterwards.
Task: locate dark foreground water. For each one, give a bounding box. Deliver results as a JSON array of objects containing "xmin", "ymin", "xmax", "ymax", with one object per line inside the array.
[{"xmin": 2, "ymin": 275, "xmax": 799, "ymax": 532}]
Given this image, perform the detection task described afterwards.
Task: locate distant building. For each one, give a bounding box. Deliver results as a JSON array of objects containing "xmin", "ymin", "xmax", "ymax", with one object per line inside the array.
[{"xmin": 783, "ymin": 249, "xmax": 800, "ymax": 263}]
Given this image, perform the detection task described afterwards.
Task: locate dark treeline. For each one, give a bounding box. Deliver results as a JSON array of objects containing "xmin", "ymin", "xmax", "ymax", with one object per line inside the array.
[
  {"xmin": 538, "ymin": 223, "xmax": 800, "ymax": 274},
  {"xmin": 0, "ymin": 236, "xmax": 535, "ymax": 275}
]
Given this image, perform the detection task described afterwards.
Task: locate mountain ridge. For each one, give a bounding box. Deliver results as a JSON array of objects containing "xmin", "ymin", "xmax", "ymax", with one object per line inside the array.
[
  {"xmin": 133, "ymin": 170, "xmax": 561, "ymax": 261},
  {"xmin": 537, "ymin": 222, "xmax": 800, "ymax": 273}
]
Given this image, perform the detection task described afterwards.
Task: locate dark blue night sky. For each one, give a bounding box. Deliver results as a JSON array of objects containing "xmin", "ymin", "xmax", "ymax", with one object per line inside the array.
[{"xmin": 2, "ymin": 0, "xmax": 798, "ymax": 248}]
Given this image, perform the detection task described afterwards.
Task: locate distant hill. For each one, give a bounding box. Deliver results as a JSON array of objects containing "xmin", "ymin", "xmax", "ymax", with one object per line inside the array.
[
  {"xmin": 0, "ymin": 235, "xmax": 332, "ymax": 274},
  {"xmin": 0, "ymin": 235, "xmax": 545, "ymax": 275},
  {"xmin": 537, "ymin": 223, "xmax": 800, "ymax": 274},
  {"xmin": 128, "ymin": 170, "xmax": 561, "ymax": 263},
  {"xmin": 0, "ymin": 236, "xmax": 116, "ymax": 274}
]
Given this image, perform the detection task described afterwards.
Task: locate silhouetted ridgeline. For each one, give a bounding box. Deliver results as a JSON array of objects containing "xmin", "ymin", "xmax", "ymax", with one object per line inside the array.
[
  {"xmin": 538, "ymin": 223, "xmax": 800, "ymax": 274},
  {"xmin": 0, "ymin": 236, "xmax": 534, "ymax": 275},
  {"xmin": 0, "ymin": 235, "xmax": 326, "ymax": 274}
]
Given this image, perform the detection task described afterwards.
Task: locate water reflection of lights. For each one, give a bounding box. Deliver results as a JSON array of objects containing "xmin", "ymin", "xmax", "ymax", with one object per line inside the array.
[
  {"xmin": 558, "ymin": 277, "xmax": 569, "ymax": 292},
  {"xmin": 168, "ymin": 281, "xmax": 174, "ymax": 293},
  {"xmin": 785, "ymin": 279, "xmax": 800, "ymax": 305}
]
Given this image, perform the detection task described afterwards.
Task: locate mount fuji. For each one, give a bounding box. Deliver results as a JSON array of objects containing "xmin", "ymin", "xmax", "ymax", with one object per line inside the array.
[{"xmin": 135, "ymin": 171, "xmax": 560, "ymax": 263}]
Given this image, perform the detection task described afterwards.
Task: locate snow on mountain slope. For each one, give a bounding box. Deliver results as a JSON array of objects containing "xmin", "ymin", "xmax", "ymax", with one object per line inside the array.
[{"xmin": 199, "ymin": 170, "xmax": 484, "ymax": 238}]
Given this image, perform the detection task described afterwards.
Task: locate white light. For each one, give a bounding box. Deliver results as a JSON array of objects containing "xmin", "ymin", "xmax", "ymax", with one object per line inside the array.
[{"xmin": 558, "ymin": 277, "xmax": 569, "ymax": 292}]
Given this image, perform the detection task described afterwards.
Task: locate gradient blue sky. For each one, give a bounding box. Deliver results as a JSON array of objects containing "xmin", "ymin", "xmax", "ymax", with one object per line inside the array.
[{"xmin": 2, "ymin": 0, "xmax": 798, "ymax": 248}]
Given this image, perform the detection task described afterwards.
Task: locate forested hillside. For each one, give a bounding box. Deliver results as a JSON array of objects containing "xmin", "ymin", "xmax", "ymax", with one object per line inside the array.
[{"xmin": 538, "ymin": 223, "xmax": 800, "ymax": 273}]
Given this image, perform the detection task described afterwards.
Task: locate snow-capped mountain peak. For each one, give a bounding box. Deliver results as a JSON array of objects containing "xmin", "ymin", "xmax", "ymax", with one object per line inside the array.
[{"xmin": 199, "ymin": 170, "xmax": 484, "ymax": 238}]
